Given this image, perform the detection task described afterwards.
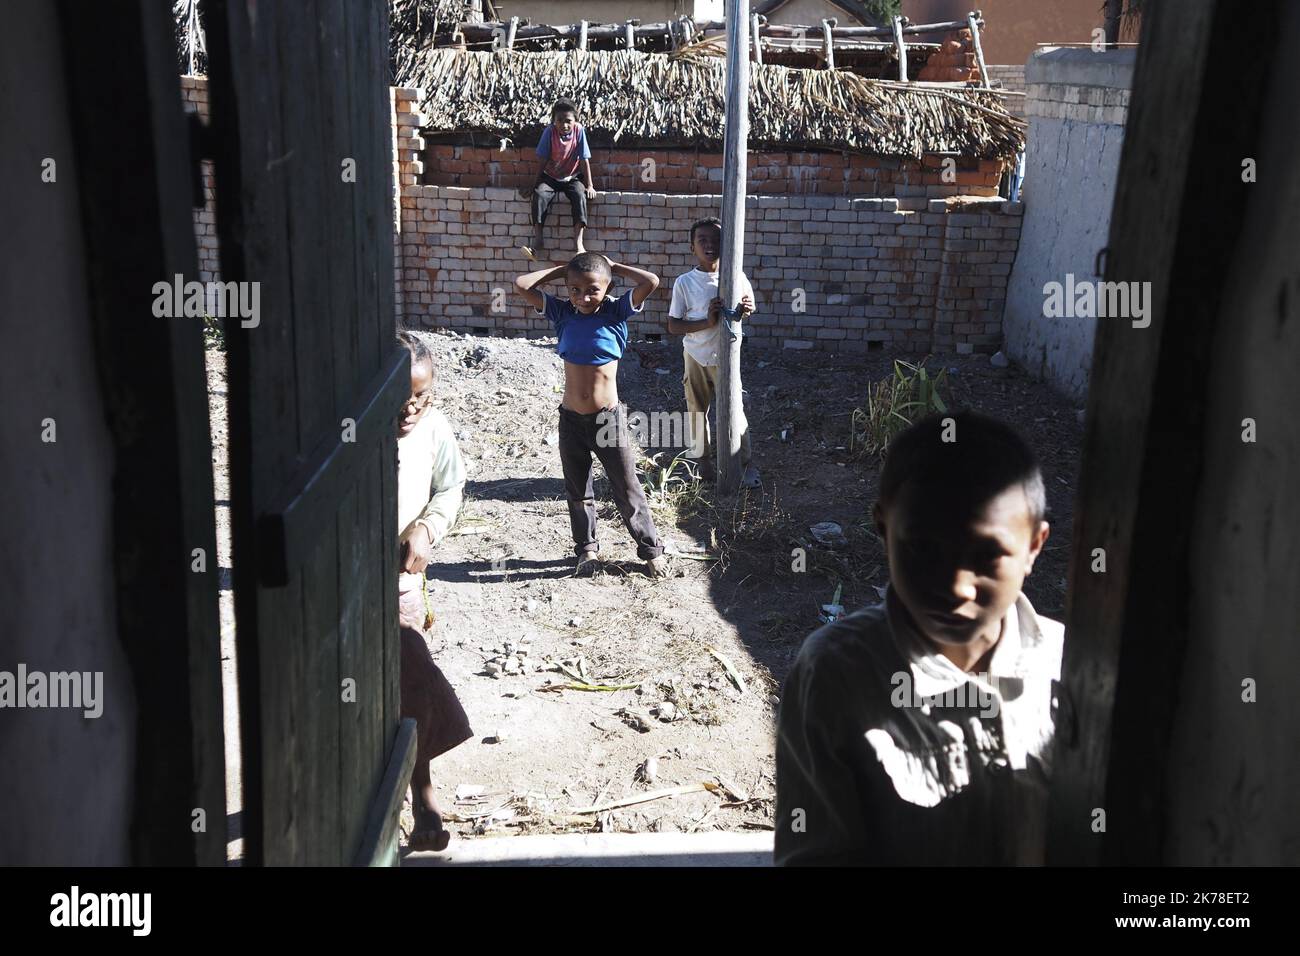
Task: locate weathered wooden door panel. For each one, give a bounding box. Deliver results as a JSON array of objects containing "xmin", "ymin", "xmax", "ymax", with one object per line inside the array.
[
  {"xmin": 1048, "ymin": 0, "xmax": 1282, "ymax": 864},
  {"xmin": 205, "ymin": 0, "xmax": 407, "ymax": 865}
]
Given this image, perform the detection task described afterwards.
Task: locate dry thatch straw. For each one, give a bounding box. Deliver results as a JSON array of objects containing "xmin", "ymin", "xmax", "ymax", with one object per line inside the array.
[{"xmin": 398, "ymin": 48, "xmax": 1025, "ymax": 160}]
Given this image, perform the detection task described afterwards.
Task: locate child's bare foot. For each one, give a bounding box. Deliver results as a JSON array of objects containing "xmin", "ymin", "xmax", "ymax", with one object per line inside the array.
[
  {"xmin": 409, "ymin": 789, "xmax": 451, "ymax": 852},
  {"xmin": 409, "ymin": 818, "xmax": 451, "ymax": 852},
  {"xmin": 645, "ymin": 555, "xmax": 671, "ymax": 578},
  {"xmin": 574, "ymin": 550, "xmax": 600, "ymax": 577},
  {"xmin": 409, "ymin": 766, "xmax": 452, "ymax": 852}
]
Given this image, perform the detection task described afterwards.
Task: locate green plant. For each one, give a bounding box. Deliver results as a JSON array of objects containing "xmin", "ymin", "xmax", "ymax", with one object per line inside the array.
[
  {"xmin": 203, "ymin": 313, "xmax": 226, "ymax": 351},
  {"xmin": 849, "ymin": 358, "xmax": 947, "ymax": 459},
  {"xmin": 641, "ymin": 451, "xmax": 707, "ymax": 520},
  {"xmin": 862, "ymin": 0, "xmax": 902, "ymax": 26}
]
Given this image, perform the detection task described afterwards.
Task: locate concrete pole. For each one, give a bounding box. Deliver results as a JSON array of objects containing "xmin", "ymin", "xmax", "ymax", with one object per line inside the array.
[{"xmin": 716, "ymin": 0, "xmax": 750, "ymax": 496}]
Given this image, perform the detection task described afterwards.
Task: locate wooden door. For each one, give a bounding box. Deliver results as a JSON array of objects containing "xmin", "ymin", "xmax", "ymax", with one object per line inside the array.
[
  {"xmin": 205, "ymin": 0, "xmax": 413, "ymax": 866},
  {"xmin": 1047, "ymin": 0, "xmax": 1285, "ymax": 864}
]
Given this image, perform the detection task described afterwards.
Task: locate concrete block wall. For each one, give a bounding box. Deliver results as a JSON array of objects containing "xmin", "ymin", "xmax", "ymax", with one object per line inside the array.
[
  {"xmin": 397, "ymin": 183, "xmax": 1022, "ymax": 355},
  {"xmin": 1002, "ymin": 47, "xmax": 1135, "ymax": 400},
  {"xmin": 1024, "ymin": 76, "xmax": 1131, "ymax": 127},
  {"xmin": 985, "ymin": 64, "xmax": 1027, "ymax": 120}
]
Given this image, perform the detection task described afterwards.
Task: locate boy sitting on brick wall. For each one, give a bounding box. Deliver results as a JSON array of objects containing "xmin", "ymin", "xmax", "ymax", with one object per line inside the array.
[
  {"xmin": 665, "ymin": 216, "xmax": 759, "ymax": 488},
  {"xmin": 526, "ymin": 99, "xmax": 595, "ymax": 255}
]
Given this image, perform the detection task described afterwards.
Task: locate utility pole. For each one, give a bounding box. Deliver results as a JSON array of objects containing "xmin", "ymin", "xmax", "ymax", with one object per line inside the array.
[{"xmin": 716, "ymin": 0, "xmax": 750, "ymax": 496}]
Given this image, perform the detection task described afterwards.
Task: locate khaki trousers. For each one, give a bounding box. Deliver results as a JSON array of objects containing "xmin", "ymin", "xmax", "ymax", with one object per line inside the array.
[{"xmin": 683, "ymin": 353, "xmax": 751, "ymax": 464}]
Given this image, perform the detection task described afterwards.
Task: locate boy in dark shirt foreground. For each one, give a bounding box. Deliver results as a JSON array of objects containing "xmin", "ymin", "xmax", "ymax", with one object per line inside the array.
[{"xmin": 775, "ymin": 411, "xmax": 1062, "ymax": 865}]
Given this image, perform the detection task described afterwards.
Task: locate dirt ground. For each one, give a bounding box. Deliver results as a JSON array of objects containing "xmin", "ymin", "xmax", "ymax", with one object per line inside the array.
[
  {"xmin": 207, "ymin": 328, "xmax": 1083, "ymax": 852},
  {"xmin": 393, "ymin": 329, "xmax": 1084, "ymax": 845},
  {"xmin": 204, "ymin": 349, "xmax": 241, "ymax": 862}
]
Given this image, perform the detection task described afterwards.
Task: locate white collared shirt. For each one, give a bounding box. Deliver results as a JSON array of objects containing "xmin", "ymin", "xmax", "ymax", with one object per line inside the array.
[
  {"xmin": 668, "ymin": 267, "xmax": 755, "ymax": 367},
  {"xmin": 888, "ymin": 588, "xmax": 1061, "ymax": 776},
  {"xmin": 775, "ymin": 588, "xmax": 1064, "ymax": 865},
  {"xmin": 396, "ymin": 408, "xmax": 466, "ymax": 595}
]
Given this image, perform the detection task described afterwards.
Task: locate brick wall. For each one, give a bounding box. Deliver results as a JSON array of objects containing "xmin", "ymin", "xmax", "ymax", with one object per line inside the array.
[
  {"xmin": 190, "ymin": 77, "xmax": 1025, "ymax": 357},
  {"xmin": 397, "ymin": 182, "xmax": 1022, "ymax": 355},
  {"xmin": 421, "ymin": 142, "xmax": 1007, "ymax": 199},
  {"xmin": 914, "ymin": 35, "xmax": 983, "ymax": 83},
  {"xmin": 393, "ymin": 86, "xmax": 425, "ymax": 325},
  {"xmin": 180, "ymin": 76, "xmax": 219, "ymax": 283}
]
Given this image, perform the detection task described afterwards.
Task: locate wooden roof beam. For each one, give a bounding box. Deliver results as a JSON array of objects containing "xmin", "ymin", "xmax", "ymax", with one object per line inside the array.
[{"xmin": 451, "ymin": 16, "xmax": 984, "ymax": 45}]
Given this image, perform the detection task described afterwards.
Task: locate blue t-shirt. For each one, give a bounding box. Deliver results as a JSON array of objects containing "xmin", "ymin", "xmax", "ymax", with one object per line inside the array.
[{"xmin": 537, "ymin": 290, "xmax": 640, "ymax": 365}]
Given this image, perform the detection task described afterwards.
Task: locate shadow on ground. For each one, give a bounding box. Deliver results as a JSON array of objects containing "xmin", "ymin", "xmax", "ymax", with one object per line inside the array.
[{"xmin": 615, "ymin": 342, "xmax": 1082, "ymax": 688}]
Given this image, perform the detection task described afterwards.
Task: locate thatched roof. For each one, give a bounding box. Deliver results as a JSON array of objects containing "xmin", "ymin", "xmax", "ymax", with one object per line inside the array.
[{"xmin": 398, "ymin": 48, "xmax": 1025, "ymax": 161}]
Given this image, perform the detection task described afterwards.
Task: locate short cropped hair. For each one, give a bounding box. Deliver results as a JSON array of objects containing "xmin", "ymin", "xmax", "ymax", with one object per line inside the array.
[
  {"xmin": 567, "ymin": 252, "xmax": 611, "ymax": 281},
  {"xmin": 551, "ymin": 99, "xmax": 578, "ymax": 120},
  {"xmin": 397, "ymin": 330, "xmax": 433, "ymax": 375},
  {"xmin": 690, "ymin": 216, "xmax": 722, "ymax": 244},
  {"xmin": 878, "ymin": 410, "xmax": 1047, "ymax": 526}
]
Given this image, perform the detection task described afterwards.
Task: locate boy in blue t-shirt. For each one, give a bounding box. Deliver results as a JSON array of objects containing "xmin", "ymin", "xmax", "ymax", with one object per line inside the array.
[{"xmin": 514, "ymin": 253, "xmax": 669, "ymax": 578}]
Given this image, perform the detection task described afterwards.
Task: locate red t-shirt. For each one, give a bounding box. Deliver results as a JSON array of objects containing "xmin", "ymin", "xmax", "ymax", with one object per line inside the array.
[{"xmin": 537, "ymin": 123, "xmax": 591, "ymax": 181}]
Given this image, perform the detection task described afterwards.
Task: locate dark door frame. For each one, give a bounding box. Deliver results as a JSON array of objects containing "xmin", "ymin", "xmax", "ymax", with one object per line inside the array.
[
  {"xmin": 57, "ymin": 0, "xmax": 226, "ymax": 866},
  {"xmin": 1048, "ymin": 0, "xmax": 1281, "ymax": 865}
]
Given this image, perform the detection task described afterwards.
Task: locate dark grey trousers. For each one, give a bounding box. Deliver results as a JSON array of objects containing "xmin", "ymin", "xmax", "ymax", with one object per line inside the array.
[
  {"xmin": 557, "ymin": 403, "xmax": 664, "ymax": 560},
  {"xmin": 532, "ymin": 173, "xmax": 587, "ymax": 227}
]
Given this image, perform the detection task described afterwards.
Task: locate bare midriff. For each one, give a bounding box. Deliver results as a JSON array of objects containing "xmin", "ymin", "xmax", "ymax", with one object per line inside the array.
[{"xmin": 562, "ymin": 359, "xmax": 619, "ymax": 414}]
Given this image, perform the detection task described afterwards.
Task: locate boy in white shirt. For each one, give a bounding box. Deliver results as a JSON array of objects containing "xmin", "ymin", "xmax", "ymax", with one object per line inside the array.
[
  {"xmin": 395, "ymin": 331, "xmax": 472, "ymax": 852},
  {"xmin": 666, "ymin": 217, "xmax": 760, "ymax": 488},
  {"xmin": 775, "ymin": 411, "xmax": 1063, "ymax": 865}
]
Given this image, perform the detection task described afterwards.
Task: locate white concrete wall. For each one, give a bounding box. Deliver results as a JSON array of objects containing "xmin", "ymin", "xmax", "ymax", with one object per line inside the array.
[
  {"xmin": 693, "ymin": 0, "xmax": 724, "ymax": 21},
  {"xmin": 489, "ymin": 1, "xmax": 845, "ymax": 30},
  {"xmin": 492, "ymin": 0, "xmax": 679, "ymax": 27},
  {"xmin": 765, "ymin": 0, "xmax": 874, "ymax": 27},
  {"xmin": 0, "ymin": 0, "xmax": 137, "ymax": 865},
  {"xmin": 1001, "ymin": 47, "xmax": 1134, "ymax": 401}
]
